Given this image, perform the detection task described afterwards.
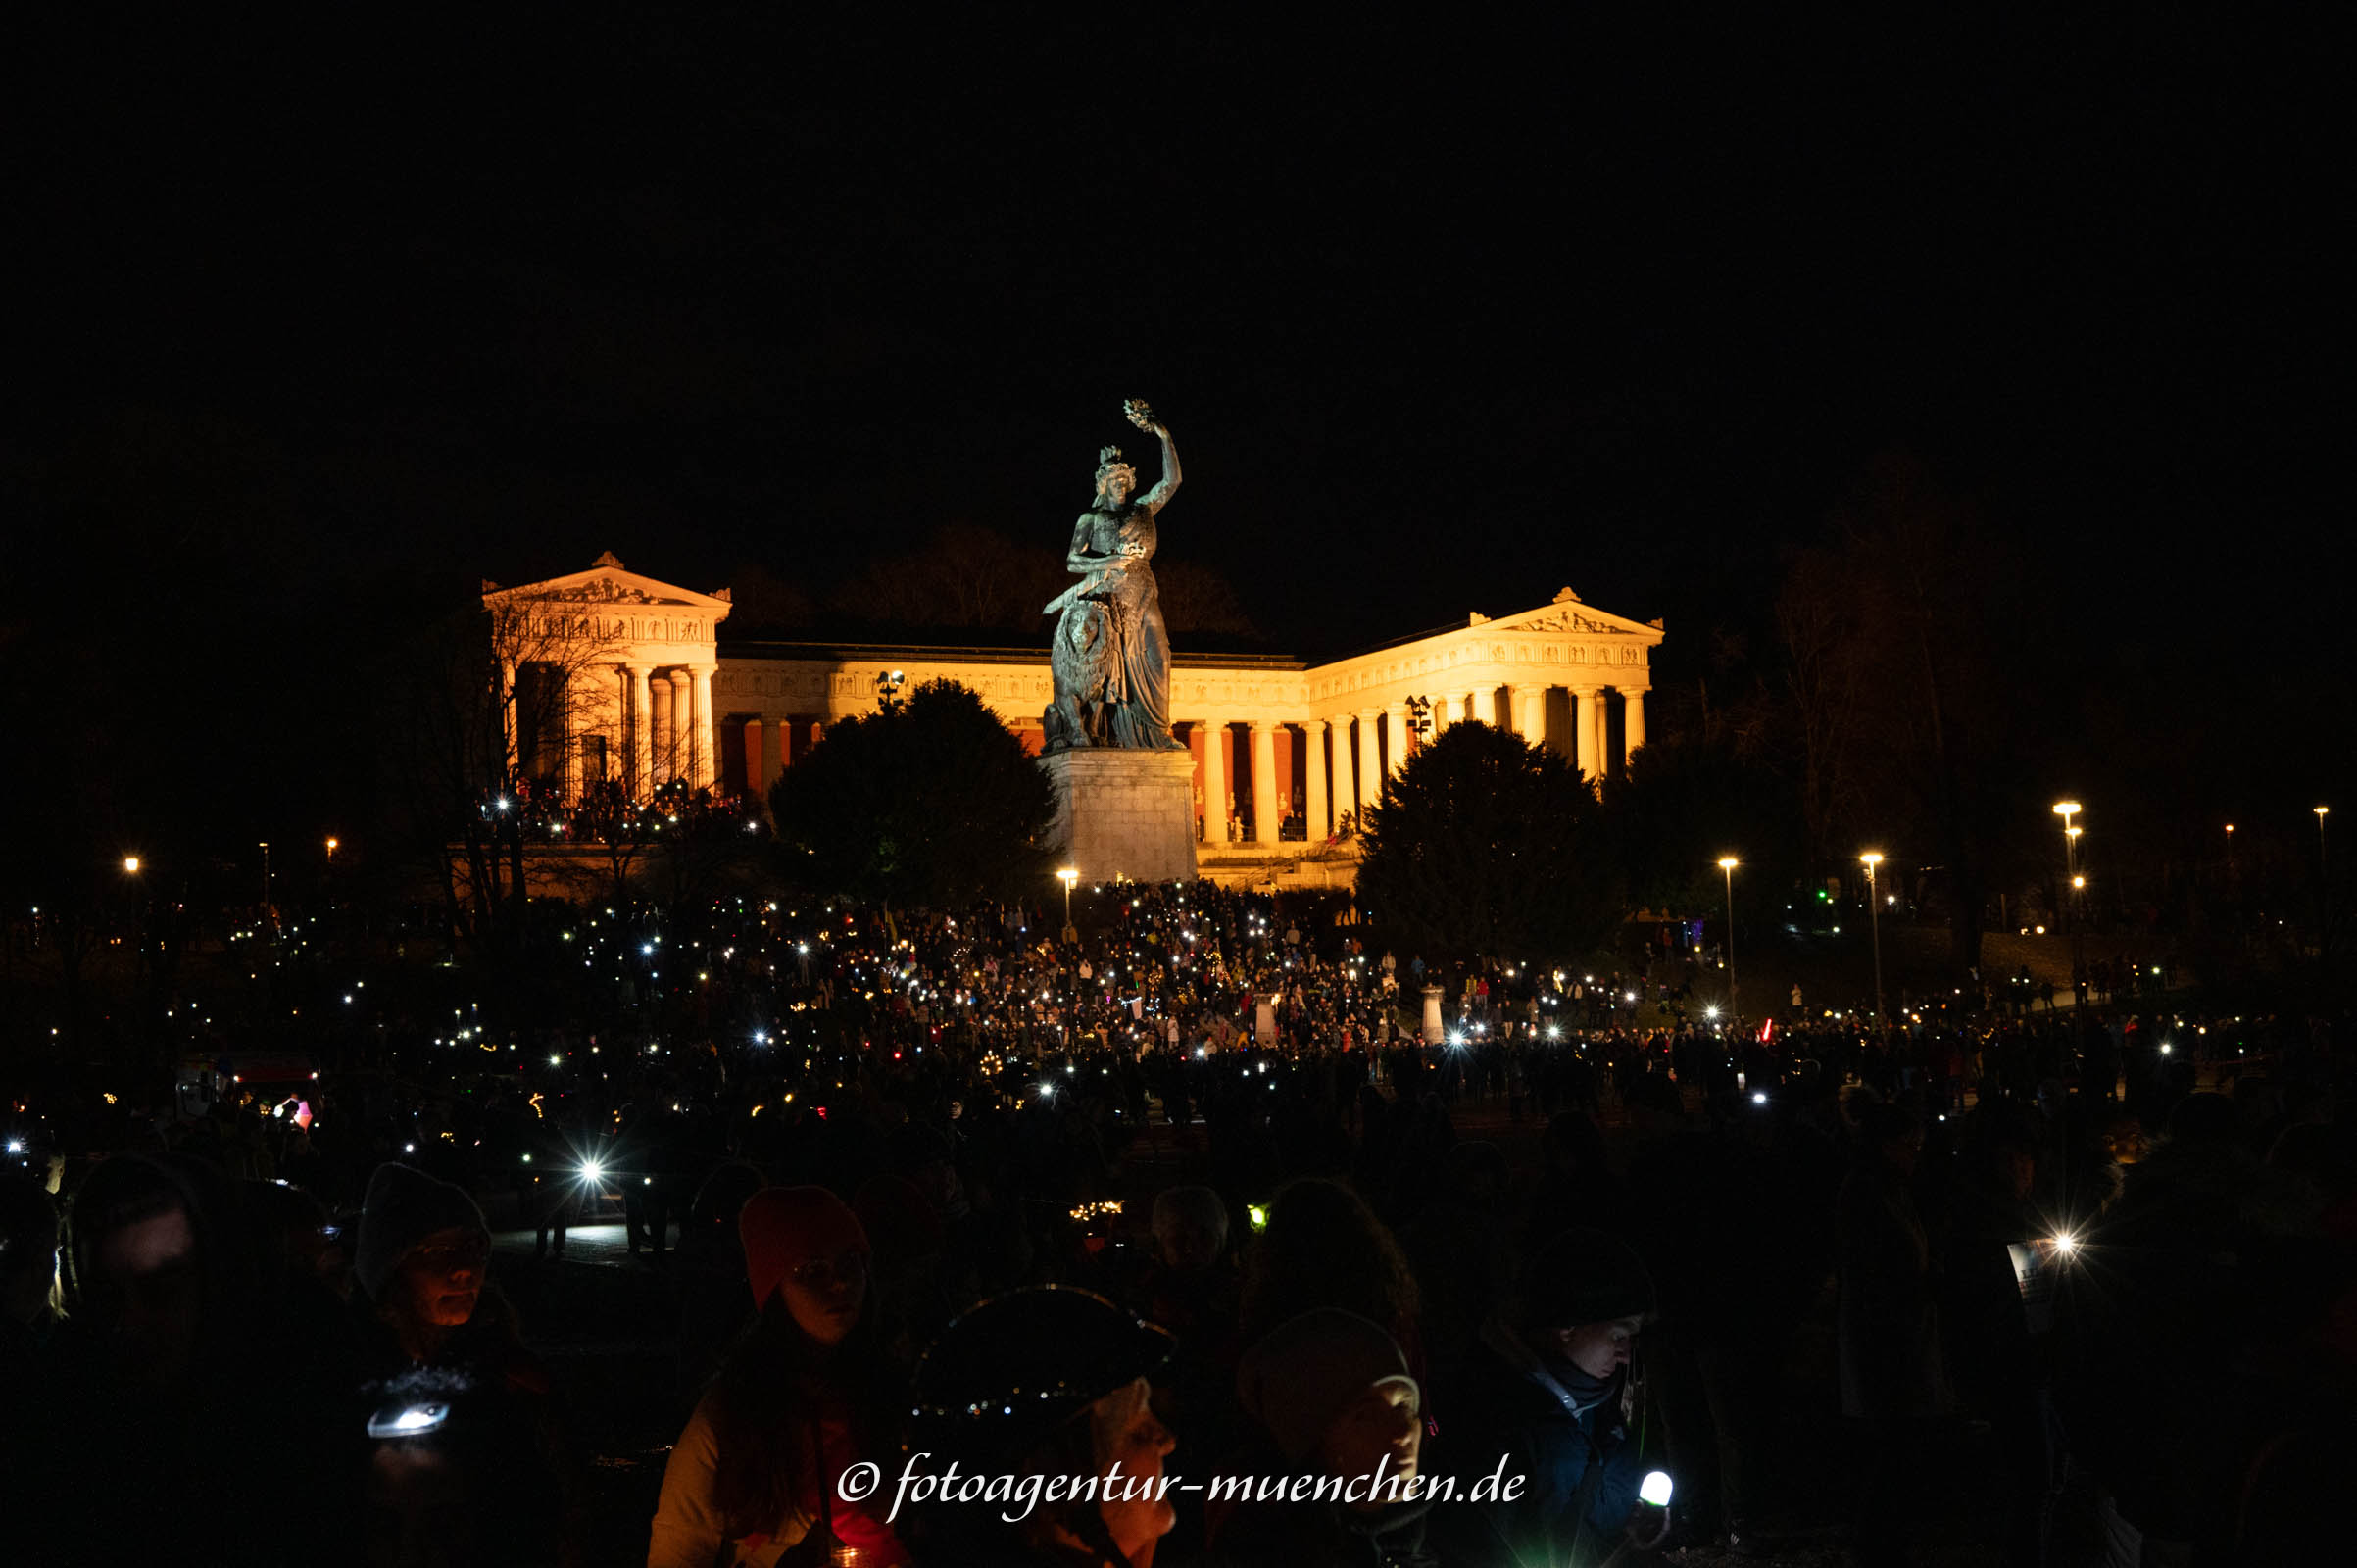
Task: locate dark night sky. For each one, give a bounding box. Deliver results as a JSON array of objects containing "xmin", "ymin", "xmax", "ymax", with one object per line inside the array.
[{"xmin": 6, "ymin": 16, "xmax": 2341, "ymax": 767}]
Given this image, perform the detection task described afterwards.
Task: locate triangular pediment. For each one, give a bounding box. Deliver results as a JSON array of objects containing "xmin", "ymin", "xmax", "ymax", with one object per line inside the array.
[
  {"xmin": 1484, "ymin": 597, "xmax": 1663, "ymax": 640},
  {"xmin": 482, "ymin": 560, "xmax": 733, "ymax": 613}
]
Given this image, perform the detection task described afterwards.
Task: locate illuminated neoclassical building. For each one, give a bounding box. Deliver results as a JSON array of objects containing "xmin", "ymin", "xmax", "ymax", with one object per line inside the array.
[{"xmin": 484, "ymin": 554, "xmax": 1662, "ymax": 876}]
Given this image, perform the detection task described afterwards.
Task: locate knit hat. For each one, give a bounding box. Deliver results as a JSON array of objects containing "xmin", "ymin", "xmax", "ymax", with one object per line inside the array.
[
  {"xmin": 740, "ymin": 1185, "xmax": 868, "ymax": 1309},
  {"xmin": 356, "ymin": 1161, "xmax": 488, "ymax": 1302},
  {"xmin": 1235, "ymin": 1308, "xmax": 1418, "ymax": 1464},
  {"xmin": 1519, "ymin": 1227, "xmax": 1656, "ymax": 1331}
]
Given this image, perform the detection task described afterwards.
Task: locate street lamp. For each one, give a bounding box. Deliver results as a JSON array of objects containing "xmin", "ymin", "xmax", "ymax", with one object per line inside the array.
[
  {"xmin": 2317, "ymin": 806, "xmax": 2332, "ymax": 866},
  {"xmin": 1404, "ymin": 695, "xmax": 1432, "ymax": 745},
  {"xmin": 325, "ymin": 836, "xmax": 339, "ymax": 859},
  {"xmin": 2052, "ymin": 802, "xmax": 2082, "ymax": 879},
  {"xmin": 123, "ymin": 856, "xmax": 141, "ymax": 874},
  {"xmin": 1860, "ymin": 853, "xmax": 1886, "ymax": 1030},
  {"xmin": 874, "ymin": 668, "xmax": 907, "ymax": 710},
  {"xmin": 1716, "ymin": 857, "xmax": 1739, "ymax": 1019},
  {"xmin": 1056, "ymin": 866, "xmax": 1079, "ymax": 942},
  {"xmin": 259, "ymin": 841, "xmax": 271, "ymax": 928}
]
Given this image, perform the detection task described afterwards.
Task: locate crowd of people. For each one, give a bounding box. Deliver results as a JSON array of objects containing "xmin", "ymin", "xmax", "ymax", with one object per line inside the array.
[{"xmin": 3, "ymin": 876, "xmax": 2350, "ymax": 1565}]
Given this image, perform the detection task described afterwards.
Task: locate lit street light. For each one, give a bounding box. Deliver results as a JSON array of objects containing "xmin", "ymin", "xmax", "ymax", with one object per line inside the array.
[
  {"xmin": 122, "ymin": 856, "xmax": 141, "ymax": 874},
  {"xmin": 2317, "ymin": 805, "xmax": 2331, "ymax": 865},
  {"xmin": 1860, "ymin": 853, "xmax": 1886, "ymax": 1029},
  {"xmin": 1056, "ymin": 866, "xmax": 1079, "ymax": 942},
  {"xmin": 1716, "ymin": 857, "xmax": 1740, "ymax": 1021},
  {"xmin": 2052, "ymin": 801, "xmax": 2082, "ymax": 880},
  {"xmin": 874, "ymin": 668, "xmax": 907, "ymax": 709}
]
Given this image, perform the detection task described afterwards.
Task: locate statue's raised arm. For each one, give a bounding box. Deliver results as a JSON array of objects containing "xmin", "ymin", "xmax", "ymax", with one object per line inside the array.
[{"xmin": 1125, "ymin": 398, "xmax": 1180, "ymax": 514}]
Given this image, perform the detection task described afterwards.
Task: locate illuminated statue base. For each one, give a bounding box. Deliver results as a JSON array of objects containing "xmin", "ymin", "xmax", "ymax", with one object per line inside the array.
[{"xmin": 1040, "ymin": 750, "xmax": 1200, "ymax": 885}]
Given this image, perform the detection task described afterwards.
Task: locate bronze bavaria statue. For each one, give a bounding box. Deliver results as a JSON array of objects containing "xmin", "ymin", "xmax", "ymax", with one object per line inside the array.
[{"xmin": 1042, "ymin": 399, "xmax": 1187, "ymax": 752}]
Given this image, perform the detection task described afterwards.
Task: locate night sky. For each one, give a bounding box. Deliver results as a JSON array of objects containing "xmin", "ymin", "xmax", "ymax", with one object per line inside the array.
[{"xmin": 7, "ymin": 15, "xmax": 2341, "ymax": 812}]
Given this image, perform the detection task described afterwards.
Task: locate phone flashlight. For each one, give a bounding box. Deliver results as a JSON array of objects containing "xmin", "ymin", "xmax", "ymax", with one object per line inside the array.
[{"xmin": 367, "ymin": 1402, "xmax": 450, "ymax": 1438}]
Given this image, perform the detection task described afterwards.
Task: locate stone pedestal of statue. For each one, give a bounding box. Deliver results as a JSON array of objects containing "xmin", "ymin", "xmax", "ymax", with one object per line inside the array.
[
  {"xmin": 1422, "ymin": 985, "xmax": 1446, "ymax": 1045},
  {"xmin": 1039, "ymin": 750, "xmax": 1200, "ymax": 885}
]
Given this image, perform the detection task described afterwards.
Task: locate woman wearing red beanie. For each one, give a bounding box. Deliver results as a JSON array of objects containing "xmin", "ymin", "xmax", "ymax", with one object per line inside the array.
[{"xmin": 650, "ymin": 1186, "xmax": 910, "ymax": 1567}]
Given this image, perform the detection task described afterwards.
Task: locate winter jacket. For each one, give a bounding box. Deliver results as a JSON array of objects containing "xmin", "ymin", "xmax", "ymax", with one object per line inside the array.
[{"xmin": 1437, "ymin": 1316, "xmax": 1648, "ymax": 1564}]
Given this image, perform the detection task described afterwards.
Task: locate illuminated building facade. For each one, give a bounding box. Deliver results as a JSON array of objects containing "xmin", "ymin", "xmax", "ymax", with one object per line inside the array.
[{"xmin": 485, "ymin": 555, "xmax": 1662, "ymax": 875}]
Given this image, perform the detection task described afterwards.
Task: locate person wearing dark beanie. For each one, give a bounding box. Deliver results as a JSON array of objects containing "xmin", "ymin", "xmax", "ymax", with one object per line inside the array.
[
  {"xmin": 349, "ymin": 1161, "xmax": 583, "ymax": 1566},
  {"xmin": 1212, "ymin": 1308, "xmax": 1438, "ymax": 1566},
  {"xmin": 1439, "ymin": 1227, "xmax": 1660, "ymax": 1565},
  {"xmin": 651, "ymin": 1186, "xmax": 910, "ymax": 1567}
]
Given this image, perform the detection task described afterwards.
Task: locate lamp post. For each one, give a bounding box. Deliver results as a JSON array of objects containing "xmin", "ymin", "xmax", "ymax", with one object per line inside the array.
[
  {"xmin": 874, "ymin": 668, "xmax": 907, "ymax": 710},
  {"xmin": 2052, "ymin": 801, "xmax": 2081, "ymax": 880},
  {"xmin": 1860, "ymin": 853, "xmax": 1886, "ymax": 1030},
  {"xmin": 2317, "ymin": 806, "xmax": 2331, "ymax": 867},
  {"xmin": 1404, "ymin": 695, "xmax": 1432, "ymax": 747},
  {"xmin": 1717, "ymin": 857, "xmax": 1739, "ymax": 1021},
  {"xmin": 259, "ymin": 841, "xmax": 272, "ymax": 931},
  {"xmin": 1056, "ymin": 866, "xmax": 1079, "ymax": 944}
]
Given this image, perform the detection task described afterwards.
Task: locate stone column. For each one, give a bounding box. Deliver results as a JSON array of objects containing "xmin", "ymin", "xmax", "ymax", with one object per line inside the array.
[
  {"xmin": 744, "ymin": 718, "xmax": 764, "ymax": 801},
  {"xmin": 1511, "ymin": 684, "xmax": 1545, "ymax": 746},
  {"xmin": 1357, "ymin": 709, "xmax": 1385, "ymax": 817},
  {"xmin": 650, "ymin": 674, "xmax": 673, "ymax": 782},
  {"xmin": 1201, "ymin": 721, "xmax": 1229, "ymax": 842},
  {"xmin": 692, "ymin": 665, "xmax": 717, "ymax": 790},
  {"xmin": 498, "ymin": 660, "xmax": 519, "ymax": 782},
  {"xmin": 1303, "ymin": 719, "xmax": 1330, "ymax": 839},
  {"xmin": 1385, "ymin": 705, "xmax": 1410, "ymax": 776},
  {"xmin": 1250, "ymin": 721, "xmax": 1279, "ymax": 845},
  {"xmin": 1573, "ymin": 687, "xmax": 1600, "ymax": 780},
  {"xmin": 1623, "ymin": 688, "xmax": 1647, "ymax": 765},
  {"xmin": 1332, "ymin": 717, "xmax": 1358, "ymax": 831},
  {"xmin": 619, "ymin": 667, "xmax": 643, "ymax": 797},
  {"xmin": 668, "ymin": 669, "xmax": 693, "ymax": 783},
  {"xmin": 1466, "ymin": 690, "xmax": 1487, "ymax": 727},
  {"xmin": 1435, "ymin": 694, "xmax": 1458, "ymax": 733}
]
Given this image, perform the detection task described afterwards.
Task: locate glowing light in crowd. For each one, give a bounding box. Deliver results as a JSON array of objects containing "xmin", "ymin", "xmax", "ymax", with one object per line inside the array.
[{"xmin": 1641, "ymin": 1472, "xmax": 1675, "ymax": 1508}]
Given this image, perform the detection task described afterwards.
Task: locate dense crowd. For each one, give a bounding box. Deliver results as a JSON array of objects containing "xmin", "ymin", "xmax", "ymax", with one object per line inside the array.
[{"xmin": 2, "ymin": 878, "xmax": 2349, "ymax": 1566}]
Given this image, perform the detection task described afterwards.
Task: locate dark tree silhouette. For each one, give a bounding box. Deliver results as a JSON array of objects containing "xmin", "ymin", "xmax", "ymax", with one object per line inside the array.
[
  {"xmin": 1357, "ymin": 720, "xmax": 1617, "ymax": 959},
  {"xmin": 769, "ymin": 678, "xmax": 1055, "ymax": 907}
]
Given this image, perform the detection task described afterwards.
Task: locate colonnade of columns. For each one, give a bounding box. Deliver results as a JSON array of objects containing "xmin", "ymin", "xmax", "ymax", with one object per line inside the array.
[
  {"xmin": 617, "ymin": 662, "xmax": 718, "ymax": 795},
  {"xmin": 1181, "ymin": 682, "xmax": 1649, "ymax": 846},
  {"xmin": 501, "ymin": 661, "xmax": 718, "ymax": 799}
]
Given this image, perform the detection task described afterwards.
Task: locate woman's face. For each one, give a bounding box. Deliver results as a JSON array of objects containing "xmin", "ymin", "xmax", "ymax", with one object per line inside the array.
[
  {"xmin": 1091, "ymin": 1377, "xmax": 1176, "ymax": 1556},
  {"xmin": 1099, "ymin": 469, "xmax": 1135, "ymax": 507},
  {"xmin": 782, "ymin": 1248, "xmax": 866, "ymax": 1346},
  {"xmin": 396, "ymin": 1227, "xmax": 486, "ymax": 1329}
]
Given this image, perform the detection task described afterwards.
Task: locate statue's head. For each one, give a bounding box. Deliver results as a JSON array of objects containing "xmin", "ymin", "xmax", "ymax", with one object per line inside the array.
[{"xmin": 1095, "ymin": 446, "xmax": 1137, "ymax": 508}]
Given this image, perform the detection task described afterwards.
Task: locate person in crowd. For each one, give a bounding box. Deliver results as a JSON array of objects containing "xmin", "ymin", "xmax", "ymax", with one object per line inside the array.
[
  {"xmin": 2061, "ymin": 1092, "xmax": 2325, "ymax": 1564},
  {"xmin": 0, "ymin": 1173, "xmax": 60, "ymax": 1480},
  {"xmin": 1838, "ymin": 1093, "xmax": 1945, "ymax": 1568},
  {"xmin": 1240, "ymin": 1177, "xmax": 1424, "ymax": 1390},
  {"xmin": 898, "ymin": 1284, "xmax": 1178, "ymax": 1566},
  {"xmin": 1210, "ymin": 1306, "xmax": 1441, "ymax": 1566},
  {"xmin": 675, "ymin": 1158, "xmax": 766, "ymax": 1400},
  {"xmin": 1442, "ymin": 1226, "xmax": 1659, "ymax": 1565},
  {"xmin": 355, "ymin": 1158, "xmax": 583, "ymax": 1566},
  {"xmin": 0, "ymin": 1172, "xmax": 58, "ymax": 1376},
  {"xmin": 38, "ymin": 1152, "xmax": 360, "ymax": 1567},
  {"xmin": 650, "ymin": 1185, "xmax": 910, "ymax": 1566}
]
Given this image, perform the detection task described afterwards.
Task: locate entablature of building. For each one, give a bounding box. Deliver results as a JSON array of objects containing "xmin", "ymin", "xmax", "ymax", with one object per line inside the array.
[
  {"xmin": 481, "ymin": 552, "xmax": 732, "ymax": 668},
  {"xmin": 1300, "ymin": 588, "xmax": 1661, "ymax": 717}
]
